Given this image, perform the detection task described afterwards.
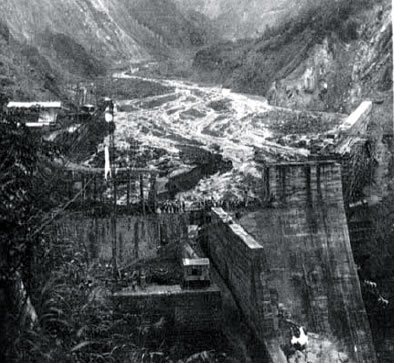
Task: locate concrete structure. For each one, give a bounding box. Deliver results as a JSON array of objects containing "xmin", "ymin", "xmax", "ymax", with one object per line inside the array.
[
  {"xmin": 113, "ymin": 284, "xmax": 222, "ymax": 334},
  {"xmin": 182, "ymin": 258, "xmax": 210, "ymax": 288},
  {"xmin": 205, "ymin": 160, "xmax": 377, "ymax": 363},
  {"xmin": 53, "ymin": 213, "xmax": 188, "ymax": 266},
  {"xmin": 332, "ymin": 101, "xmax": 375, "ymax": 203},
  {"xmin": 111, "ymin": 218, "xmax": 218, "ymax": 336},
  {"xmin": 58, "ymin": 167, "xmax": 159, "ymax": 211},
  {"xmin": 207, "ymin": 208, "xmax": 272, "ymax": 338}
]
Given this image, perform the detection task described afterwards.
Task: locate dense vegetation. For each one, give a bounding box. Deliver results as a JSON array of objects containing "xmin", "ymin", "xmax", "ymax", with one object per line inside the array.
[
  {"xmin": 0, "ymin": 118, "xmax": 41, "ymax": 361},
  {"xmin": 95, "ymin": 77, "xmax": 175, "ymax": 100}
]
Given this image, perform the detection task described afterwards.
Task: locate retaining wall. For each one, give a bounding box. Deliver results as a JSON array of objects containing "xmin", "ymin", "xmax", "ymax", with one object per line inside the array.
[
  {"xmin": 53, "ymin": 213, "xmax": 188, "ymax": 266},
  {"xmin": 207, "ymin": 209, "xmax": 273, "ymax": 339},
  {"xmin": 113, "ymin": 285, "xmax": 222, "ymax": 333}
]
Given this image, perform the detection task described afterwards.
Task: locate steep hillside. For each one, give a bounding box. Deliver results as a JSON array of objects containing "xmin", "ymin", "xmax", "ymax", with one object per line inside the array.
[
  {"xmin": 174, "ymin": 0, "xmax": 308, "ymax": 40},
  {"xmin": 0, "ymin": 21, "xmax": 72, "ymax": 107},
  {"xmin": 0, "ymin": 0, "xmax": 217, "ymax": 67},
  {"xmin": 0, "ymin": 0, "xmax": 143, "ymax": 62},
  {"xmin": 122, "ymin": 0, "xmax": 217, "ymax": 49},
  {"xmin": 193, "ymin": 0, "xmax": 392, "ymax": 114},
  {"xmin": 0, "ymin": 0, "xmax": 219, "ymax": 106},
  {"xmin": 38, "ymin": 31, "xmax": 106, "ymax": 79}
]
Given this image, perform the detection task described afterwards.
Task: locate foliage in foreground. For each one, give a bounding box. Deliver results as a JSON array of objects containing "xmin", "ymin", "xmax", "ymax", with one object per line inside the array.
[{"xmin": 8, "ymin": 231, "xmax": 229, "ymax": 363}]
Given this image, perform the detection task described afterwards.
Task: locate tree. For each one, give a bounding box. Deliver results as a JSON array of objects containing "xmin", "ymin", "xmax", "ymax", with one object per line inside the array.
[{"xmin": 0, "ymin": 116, "xmax": 40, "ymax": 360}]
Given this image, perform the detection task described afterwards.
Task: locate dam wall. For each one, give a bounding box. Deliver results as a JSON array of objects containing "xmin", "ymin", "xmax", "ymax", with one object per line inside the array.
[
  {"xmin": 52, "ymin": 213, "xmax": 188, "ymax": 266},
  {"xmin": 207, "ymin": 161, "xmax": 377, "ymax": 363},
  {"xmin": 207, "ymin": 208, "xmax": 273, "ymax": 340}
]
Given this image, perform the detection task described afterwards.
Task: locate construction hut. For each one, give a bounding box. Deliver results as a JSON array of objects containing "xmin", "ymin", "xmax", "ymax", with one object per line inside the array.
[
  {"xmin": 182, "ymin": 258, "xmax": 210, "ymax": 289},
  {"xmin": 6, "ymin": 101, "xmax": 64, "ymax": 127}
]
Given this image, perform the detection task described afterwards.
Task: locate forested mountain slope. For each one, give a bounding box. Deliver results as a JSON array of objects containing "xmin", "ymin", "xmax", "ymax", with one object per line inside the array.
[
  {"xmin": 174, "ymin": 0, "xmax": 308, "ymax": 40},
  {"xmin": 193, "ymin": 0, "xmax": 392, "ymax": 115},
  {"xmin": 0, "ymin": 0, "xmax": 218, "ymax": 105}
]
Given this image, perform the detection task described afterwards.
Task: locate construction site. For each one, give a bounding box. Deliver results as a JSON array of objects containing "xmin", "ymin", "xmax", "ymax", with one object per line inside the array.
[
  {"xmin": 0, "ymin": 2, "xmax": 392, "ymax": 362},
  {"xmin": 2, "ymin": 71, "xmax": 388, "ymax": 363}
]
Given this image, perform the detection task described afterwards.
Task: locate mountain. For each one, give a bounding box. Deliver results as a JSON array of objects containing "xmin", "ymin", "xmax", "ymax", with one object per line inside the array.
[
  {"xmin": 193, "ymin": 0, "xmax": 392, "ymax": 115},
  {"xmin": 0, "ymin": 0, "xmax": 217, "ymax": 72},
  {"xmin": 0, "ymin": 0, "xmax": 146, "ymax": 62},
  {"xmin": 0, "ymin": 20, "xmax": 68, "ymax": 106},
  {"xmin": 122, "ymin": 0, "xmax": 217, "ymax": 50},
  {"xmin": 174, "ymin": 0, "xmax": 308, "ymax": 40},
  {"xmin": 0, "ymin": 0, "xmax": 218, "ymax": 105}
]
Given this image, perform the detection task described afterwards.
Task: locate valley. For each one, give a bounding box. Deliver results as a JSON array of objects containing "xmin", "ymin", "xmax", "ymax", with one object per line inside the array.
[
  {"xmin": 90, "ymin": 70, "xmax": 346, "ymax": 205},
  {"xmin": 0, "ymin": 0, "xmax": 393, "ymax": 363}
]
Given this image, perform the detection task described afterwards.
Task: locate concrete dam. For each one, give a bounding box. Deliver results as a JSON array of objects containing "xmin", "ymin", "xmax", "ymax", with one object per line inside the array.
[
  {"xmin": 205, "ymin": 160, "xmax": 376, "ymax": 362},
  {"xmin": 51, "ymin": 100, "xmax": 378, "ymax": 362}
]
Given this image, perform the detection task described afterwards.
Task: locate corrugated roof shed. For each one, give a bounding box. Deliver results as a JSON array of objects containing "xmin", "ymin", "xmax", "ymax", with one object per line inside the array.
[{"xmin": 7, "ymin": 101, "xmax": 62, "ymax": 109}]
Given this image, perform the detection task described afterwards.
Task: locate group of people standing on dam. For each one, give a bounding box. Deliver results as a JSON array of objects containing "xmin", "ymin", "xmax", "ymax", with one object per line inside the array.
[
  {"xmin": 155, "ymin": 197, "xmax": 250, "ymax": 214},
  {"xmin": 156, "ymin": 199, "xmax": 186, "ymax": 214},
  {"xmin": 154, "ymin": 194, "xmax": 261, "ymax": 214}
]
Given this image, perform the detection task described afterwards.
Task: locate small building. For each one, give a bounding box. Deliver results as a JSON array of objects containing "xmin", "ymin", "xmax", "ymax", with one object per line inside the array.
[
  {"xmin": 80, "ymin": 104, "xmax": 95, "ymax": 115},
  {"xmin": 6, "ymin": 101, "xmax": 64, "ymax": 127},
  {"xmin": 182, "ymin": 258, "xmax": 210, "ymax": 289}
]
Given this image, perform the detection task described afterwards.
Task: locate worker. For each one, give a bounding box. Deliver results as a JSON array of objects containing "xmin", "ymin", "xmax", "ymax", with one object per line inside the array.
[
  {"xmin": 290, "ymin": 325, "xmax": 308, "ymax": 351},
  {"xmin": 130, "ymin": 270, "xmax": 138, "ymax": 291},
  {"xmin": 140, "ymin": 268, "xmax": 147, "ymax": 289}
]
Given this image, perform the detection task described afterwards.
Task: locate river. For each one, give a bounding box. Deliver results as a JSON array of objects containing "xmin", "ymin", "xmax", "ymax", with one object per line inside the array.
[{"xmin": 105, "ymin": 72, "xmax": 310, "ymax": 202}]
